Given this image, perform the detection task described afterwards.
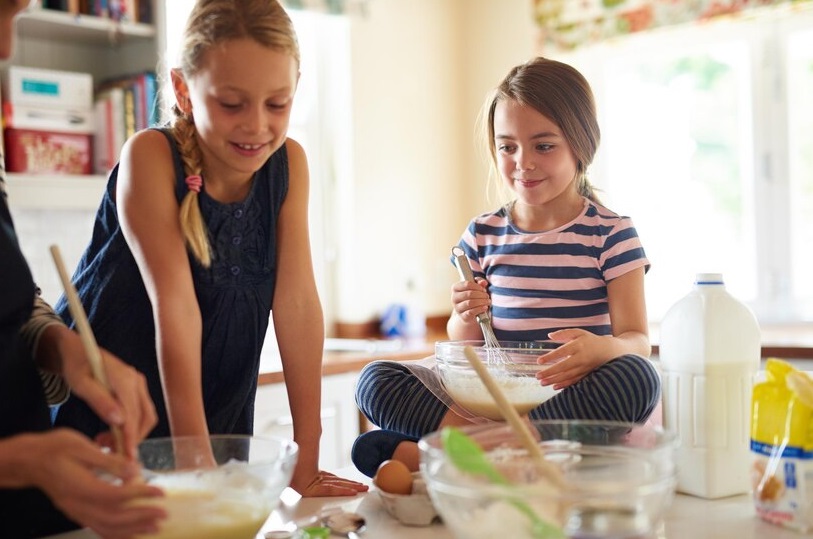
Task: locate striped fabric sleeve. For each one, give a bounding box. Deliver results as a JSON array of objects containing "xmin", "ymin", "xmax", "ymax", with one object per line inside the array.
[
  {"xmin": 21, "ymin": 292, "xmax": 71, "ymax": 405},
  {"xmin": 600, "ymin": 216, "xmax": 650, "ymax": 281}
]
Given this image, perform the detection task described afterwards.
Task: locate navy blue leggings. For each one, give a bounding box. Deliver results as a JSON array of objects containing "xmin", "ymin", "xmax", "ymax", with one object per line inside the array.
[{"xmin": 355, "ymin": 354, "xmax": 661, "ymax": 438}]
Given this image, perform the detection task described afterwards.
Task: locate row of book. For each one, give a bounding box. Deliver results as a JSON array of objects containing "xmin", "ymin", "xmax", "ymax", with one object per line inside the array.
[
  {"xmin": 94, "ymin": 71, "xmax": 160, "ymax": 174},
  {"xmin": 42, "ymin": 0, "xmax": 154, "ymax": 25}
]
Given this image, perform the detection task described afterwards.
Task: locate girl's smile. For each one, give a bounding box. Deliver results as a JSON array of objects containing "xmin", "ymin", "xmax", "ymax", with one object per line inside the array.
[{"xmin": 231, "ymin": 141, "xmax": 269, "ymax": 157}]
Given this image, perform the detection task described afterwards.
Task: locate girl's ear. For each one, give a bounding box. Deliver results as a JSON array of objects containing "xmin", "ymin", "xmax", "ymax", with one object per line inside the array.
[{"xmin": 171, "ymin": 68, "xmax": 191, "ymax": 115}]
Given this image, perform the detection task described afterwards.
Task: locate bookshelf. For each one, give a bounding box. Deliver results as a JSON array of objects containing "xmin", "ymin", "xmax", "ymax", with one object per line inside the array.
[
  {"xmin": 3, "ymin": 1, "xmax": 163, "ymax": 209},
  {"xmin": 16, "ymin": 8, "xmax": 155, "ymax": 45}
]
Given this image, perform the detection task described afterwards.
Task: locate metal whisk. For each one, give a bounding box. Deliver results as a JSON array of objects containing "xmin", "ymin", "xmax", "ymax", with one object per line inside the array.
[{"xmin": 451, "ymin": 246, "xmax": 511, "ymax": 365}]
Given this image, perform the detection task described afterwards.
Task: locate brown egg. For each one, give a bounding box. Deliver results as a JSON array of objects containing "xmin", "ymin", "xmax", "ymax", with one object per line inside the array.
[{"xmin": 373, "ymin": 459, "xmax": 414, "ymax": 495}]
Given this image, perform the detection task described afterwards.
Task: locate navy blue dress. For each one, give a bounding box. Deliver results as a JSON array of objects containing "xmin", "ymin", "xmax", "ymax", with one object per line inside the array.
[{"xmin": 54, "ymin": 129, "xmax": 289, "ymax": 438}]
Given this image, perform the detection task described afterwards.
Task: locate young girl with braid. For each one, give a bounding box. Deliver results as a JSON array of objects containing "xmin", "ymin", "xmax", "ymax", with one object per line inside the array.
[
  {"xmin": 352, "ymin": 57, "xmax": 660, "ymax": 477},
  {"xmin": 53, "ymin": 0, "xmax": 367, "ymax": 498}
]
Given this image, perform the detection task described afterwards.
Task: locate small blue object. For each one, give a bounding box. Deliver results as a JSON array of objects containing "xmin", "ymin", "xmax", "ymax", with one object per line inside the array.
[{"xmin": 380, "ymin": 304, "xmax": 408, "ymax": 337}]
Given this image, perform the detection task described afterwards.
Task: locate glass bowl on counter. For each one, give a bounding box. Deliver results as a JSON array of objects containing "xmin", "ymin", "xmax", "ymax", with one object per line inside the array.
[
  {"xmin": 419, "ymin": 420, "xmax": 678, "ymax": 539},
  {"xmin": 435, "ymin": 340, "xmax": 562, "ymax": 420},
  {"xmin": 134, "ymin": 434, "xmax": 298, "ymax": 539}
]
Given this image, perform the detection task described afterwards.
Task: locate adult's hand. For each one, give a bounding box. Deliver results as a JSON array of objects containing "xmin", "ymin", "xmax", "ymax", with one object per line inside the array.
[
  {"xmin": 55, "ymin": 328, "xmax": 157, "ymax": 459},
  {"xmin": 2, "ymin": 429, "xmax": 166, "ymax": 539}
]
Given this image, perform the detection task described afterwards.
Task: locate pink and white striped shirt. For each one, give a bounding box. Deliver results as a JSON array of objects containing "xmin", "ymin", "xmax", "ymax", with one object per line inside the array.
[{"xmin": 455, "ymin": 197, "xmax": 650, "ymax": 341}]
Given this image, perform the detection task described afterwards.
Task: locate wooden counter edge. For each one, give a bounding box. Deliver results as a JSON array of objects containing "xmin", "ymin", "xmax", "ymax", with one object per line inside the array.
[
  {"xmin": 258, "ymin": 341, "xmax": 813, "ymax": 386},
  {"xmin": 258, "ymin": 345, "xmax": 435, "ymax": 386}
]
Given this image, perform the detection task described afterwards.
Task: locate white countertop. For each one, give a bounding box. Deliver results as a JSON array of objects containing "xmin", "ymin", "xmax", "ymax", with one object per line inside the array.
[{"xmin": 43, "ymin": 466, "xmax": 801, "ymax": 539}]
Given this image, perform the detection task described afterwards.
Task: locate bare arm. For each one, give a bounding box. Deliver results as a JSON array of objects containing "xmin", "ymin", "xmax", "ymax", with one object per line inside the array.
[
  {"xmin": 604, "ymin": 266, "xmax": 651, "ymax": 358},
  {"xmin": 537, "ymin": 267, "xmax": 651, "ymax": 388},
  {"xmin": 117, "ymin": 130, "xmax": 209, "ymax": 438},
  {"xmin": 273, "ymin": 139, "xmax": 324, "ymax": 483},
  {"xmin": 273, "ymin": 139, "xmax": 366, "ymax": 497}
]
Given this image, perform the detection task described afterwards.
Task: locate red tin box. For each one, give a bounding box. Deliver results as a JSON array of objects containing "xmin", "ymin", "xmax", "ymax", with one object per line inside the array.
[{"xmin": 3, "ymin": 127, "xmax": 93, "ymax": 175}]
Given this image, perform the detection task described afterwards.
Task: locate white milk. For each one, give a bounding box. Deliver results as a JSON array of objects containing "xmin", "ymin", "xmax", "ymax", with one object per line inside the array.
[{"xmin": 659, "ymin": 273, "xmax": 761, "ymax": 499}]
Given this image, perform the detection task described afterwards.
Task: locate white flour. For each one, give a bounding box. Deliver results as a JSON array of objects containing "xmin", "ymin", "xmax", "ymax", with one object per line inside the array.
[{"xmin": 444, "ymin": 371, "xmax": 559, "ymax": 420}]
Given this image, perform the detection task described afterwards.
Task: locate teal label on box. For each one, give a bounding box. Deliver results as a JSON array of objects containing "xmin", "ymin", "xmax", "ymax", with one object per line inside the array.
[{"xmin": 21, "ymin": 79, "xmax": 59, "ymax": 96}]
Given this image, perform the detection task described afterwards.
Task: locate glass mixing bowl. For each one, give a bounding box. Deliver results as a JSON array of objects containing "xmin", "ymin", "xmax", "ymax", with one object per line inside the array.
[
  {"xmin": 134, "ymin": 434, "xmax": 298, "ymax": 539},
  {"xmin": 435, "ymin": 340, "xmax": 562, "ymax": 420},
  {"xmin": 419, "ymin": 420, "xmax": 677, "ymax": 539}
]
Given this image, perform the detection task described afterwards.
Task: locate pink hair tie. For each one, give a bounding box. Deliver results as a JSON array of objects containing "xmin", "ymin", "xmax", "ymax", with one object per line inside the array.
[{"xmin": 185, "ymin": 175, "xmax": 203, "ymax": 193}]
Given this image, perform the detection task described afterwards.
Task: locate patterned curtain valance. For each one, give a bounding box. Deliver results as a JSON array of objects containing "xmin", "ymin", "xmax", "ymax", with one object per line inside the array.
[{"xmin": 535, "ymin": 0, "xmax": 813, "ymax": 51}]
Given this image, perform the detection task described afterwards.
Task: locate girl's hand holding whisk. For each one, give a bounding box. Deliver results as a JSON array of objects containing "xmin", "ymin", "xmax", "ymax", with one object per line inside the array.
[
  {"xmin": 536, "ymin": 329, "xmax": 615, "ymax": 390},
  {"xmin": 450, "ymin": 278, "xmax": 491, "ymax": 324}
]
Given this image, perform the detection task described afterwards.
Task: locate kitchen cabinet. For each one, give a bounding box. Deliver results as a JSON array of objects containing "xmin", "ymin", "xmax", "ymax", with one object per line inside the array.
[
  {"xmin": 253, "ymin": 372, "xmax": 360, "ymax": 471},
  {"xmin": 3, "ymin": 2, "xmax": 162, "ymax": 209}
]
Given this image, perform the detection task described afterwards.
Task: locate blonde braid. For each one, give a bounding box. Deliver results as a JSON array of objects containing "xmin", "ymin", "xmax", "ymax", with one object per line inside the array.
[
  {"xmin": 171, "ymin": 105, "xmax": 212, "ymax": 267},
  {"xmin": 167, "ymin": 0, "xmax": 300, "ymax": 267}
]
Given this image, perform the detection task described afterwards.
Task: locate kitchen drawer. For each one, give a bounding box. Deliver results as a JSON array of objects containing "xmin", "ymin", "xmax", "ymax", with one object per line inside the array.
[{"xmin": 253, "ymin": 372, "xmax": 359, "ymax": 471}]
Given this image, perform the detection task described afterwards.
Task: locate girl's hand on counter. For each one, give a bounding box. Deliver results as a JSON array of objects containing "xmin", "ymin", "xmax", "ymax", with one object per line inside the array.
[{"xmin": 294, "ymin": 470, "xmax": 369, "ymax": 497}]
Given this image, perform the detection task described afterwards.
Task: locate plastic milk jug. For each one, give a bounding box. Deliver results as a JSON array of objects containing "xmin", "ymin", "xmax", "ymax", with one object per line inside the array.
[{"xmin": 659, "ymin": 273, "xmax": 761, "ymax": 498}]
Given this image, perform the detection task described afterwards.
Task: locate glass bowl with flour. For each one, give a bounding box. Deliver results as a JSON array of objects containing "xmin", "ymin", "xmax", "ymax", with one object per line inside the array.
[
  {"xmin": 419, "ymin": 420, "xmax": 678, "ymax": 539},
  {"xmin": 435, "ymin": 340, "xmax": 562, "ymax": 420},
  {"xmin": 132, "ymin": 435, "xmax": 298, "ymax": 539}
]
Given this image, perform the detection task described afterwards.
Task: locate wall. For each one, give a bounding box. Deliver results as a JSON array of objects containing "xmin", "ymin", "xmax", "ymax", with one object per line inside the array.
[
  {"xmin": 10, "ymin": 207, "xmax": 94, "ymax": 306},
  {"xmin": 11, "ymin": 0, "xmax": 541, "ymax": 326},
  {"xmin": 334, "ymin": 0, "xmax": 538, "ymax": 324}
]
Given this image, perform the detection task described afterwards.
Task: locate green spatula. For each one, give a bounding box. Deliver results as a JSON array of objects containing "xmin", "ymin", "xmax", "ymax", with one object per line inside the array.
[{"xmin": 441, "ymin": 426, "xmax": 565, "ymax": 539}]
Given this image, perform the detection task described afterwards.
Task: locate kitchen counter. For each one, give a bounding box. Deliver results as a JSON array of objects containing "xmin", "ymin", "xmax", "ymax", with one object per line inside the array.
[
  {"xmin": 258, "ymin": 337, "xmax": 437, "ymax": 385},
  {"xmin": 259, "ymin": 324, "xmax": 813, "ymax": 386},
  {"xmin": 43, "ymin": 466, "xmax": 804, "ymax": 539},
  {"xmin": 269, "ymin": 468, "xmax": 807, "ymax": 539}
]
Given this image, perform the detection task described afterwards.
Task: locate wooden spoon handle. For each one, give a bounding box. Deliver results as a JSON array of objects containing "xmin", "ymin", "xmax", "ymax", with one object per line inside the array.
[
  {"xmin": 50, "ymin": 245, "xmax": 124, "ymax": 455},
  {"xmin": 462, "ymin": 345, "xmax": 564, "ymax": 487}
]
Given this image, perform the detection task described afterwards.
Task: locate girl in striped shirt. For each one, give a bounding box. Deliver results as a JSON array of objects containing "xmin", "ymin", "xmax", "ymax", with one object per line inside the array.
[{"xmin": 352, "ymin": 57, "xmax": 660, "ymax": 477}]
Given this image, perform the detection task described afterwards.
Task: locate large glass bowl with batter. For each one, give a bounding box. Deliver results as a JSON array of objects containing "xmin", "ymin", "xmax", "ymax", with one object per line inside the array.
[
  {"xmin": 133, "ymin": 434, "xmax": 298, "ymax": 539},
  {"xmin": 435, "ymin": 340, "xmax": 562, "ymax": 420}
]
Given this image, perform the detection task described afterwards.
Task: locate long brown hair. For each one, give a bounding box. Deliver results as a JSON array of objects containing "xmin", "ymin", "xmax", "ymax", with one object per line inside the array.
[
  {"xmin": 480, "ymin": 56, "xmax": 602, "ymax": 204},
  {"xmin": 171, "ymin": 0, "xmax": 300, "ymax": 267}
]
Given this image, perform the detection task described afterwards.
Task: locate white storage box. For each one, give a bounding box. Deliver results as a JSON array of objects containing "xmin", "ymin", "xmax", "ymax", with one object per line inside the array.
[
  {"xmin": 4, "ymin": 66, "xmax": 93, "ymax": 111},
  {"xmin": 2, "ymin": 101, "xmax": 94, "ymax": 134}
]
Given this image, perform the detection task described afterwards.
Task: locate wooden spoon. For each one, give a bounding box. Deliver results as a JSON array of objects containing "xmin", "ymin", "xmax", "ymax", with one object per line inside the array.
[
  {"xmin": 462, "ymin": 345, "xmax": 564, "ymax": 488},
  {"xmin": 50, "ymin": 244, "xmax": 124, "ymax": 455}
]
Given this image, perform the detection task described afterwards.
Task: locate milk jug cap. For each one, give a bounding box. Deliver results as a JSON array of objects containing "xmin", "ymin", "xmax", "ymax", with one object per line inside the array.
[{"xmin": 694, "ymin": 273, "xmax": 724, "ymax": 285}]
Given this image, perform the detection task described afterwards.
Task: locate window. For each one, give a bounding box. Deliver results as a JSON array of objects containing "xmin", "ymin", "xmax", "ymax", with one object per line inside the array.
[
  {"xmin": 787, "ymin": 24, "xmax": 813, "ymax": 319},
  {"xmin": 556, "ymin": 9, "xmax": 813, "ymax": 324}
]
